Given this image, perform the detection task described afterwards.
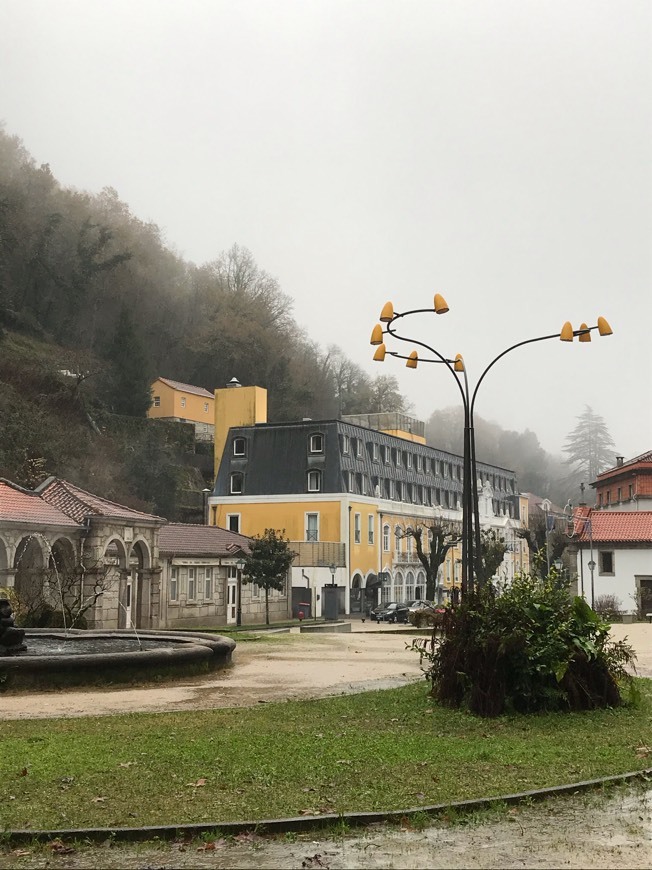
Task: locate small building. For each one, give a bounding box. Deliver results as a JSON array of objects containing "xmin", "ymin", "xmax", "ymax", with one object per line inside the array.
[
  {"xmin": 568, "ymin": 506, "xmax": 652, "ymax": 616},
  {"xmin": 158, "ymin": 523, "xmax": 291, "ymax": 628},
  {"xmin": 149, "ymin": 377, "xmax": 215, "ymax": 442},
  {"xmin": 592, "ymin": 451, "xmax": 652, "ymax": 511}
]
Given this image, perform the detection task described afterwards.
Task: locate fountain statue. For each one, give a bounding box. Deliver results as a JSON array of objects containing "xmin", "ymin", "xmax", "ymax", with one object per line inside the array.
[{"xmin": 0, "ymin": 597, "xmax": 26, "ymax": 655}]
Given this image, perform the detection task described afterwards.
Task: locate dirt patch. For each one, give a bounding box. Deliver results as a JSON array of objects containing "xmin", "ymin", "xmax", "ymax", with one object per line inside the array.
[{"xmin": 0, "ymin": 628, "xmax": 424, "ymax": 720}]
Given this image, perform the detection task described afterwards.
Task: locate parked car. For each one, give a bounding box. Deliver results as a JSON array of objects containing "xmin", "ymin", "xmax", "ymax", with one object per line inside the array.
[
  {"xmin": 372, "ymin": 601, "xmax": 410, "ymax": 624},
  {"xmin": 406, "ymin": 599, "xmax": 434, "ymax": 612}
]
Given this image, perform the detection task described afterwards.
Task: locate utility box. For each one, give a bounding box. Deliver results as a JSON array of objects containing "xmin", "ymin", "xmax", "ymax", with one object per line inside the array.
[{"xmin": 322, "ymin": 585, "xmax": 339, "ymax": 620}]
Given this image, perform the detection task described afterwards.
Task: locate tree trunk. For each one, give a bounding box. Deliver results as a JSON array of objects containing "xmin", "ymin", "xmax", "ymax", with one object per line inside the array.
[{"xmin": 265, "ymin": 587, "xmax": 270, "ymax": 625}]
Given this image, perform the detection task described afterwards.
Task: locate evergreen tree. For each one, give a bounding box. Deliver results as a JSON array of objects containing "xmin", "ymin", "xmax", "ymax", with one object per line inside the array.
[
  {"xmin": 103, "ymin": 305, "xmax": 152, "ymax": 416},
  {"xmin": 563, "ymin": 405, "xmax": 616, "ymax": 492}
]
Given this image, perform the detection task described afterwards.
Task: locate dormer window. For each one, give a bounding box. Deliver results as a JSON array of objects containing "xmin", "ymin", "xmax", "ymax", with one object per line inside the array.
[
  {"xmin": 341, "ymin": 434, "xmax": 350, "ymax": 454},
  {"xmin": 307, "ymin": 470, "xmax": 322, "ymax": 492},
  {"xmin": 309, "ymin": 433, "xmax": 324, "ymax": 454},
  {"xmin": 230, "ymin": 473, "xmax": 244, "ymax": 494},
  {"xmin": 233, "ymin": 437, "xmax": 246, "ymax": 457}
]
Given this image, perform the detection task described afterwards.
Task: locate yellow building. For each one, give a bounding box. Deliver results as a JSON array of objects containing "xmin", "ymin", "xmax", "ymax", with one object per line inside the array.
[
  {"xmin": 148, "ymin": 377, "xmax": 215, "ymax": 442},
  {"xmin": 208, "ymin": 382, "xmax": 527, "ymax": 617}
]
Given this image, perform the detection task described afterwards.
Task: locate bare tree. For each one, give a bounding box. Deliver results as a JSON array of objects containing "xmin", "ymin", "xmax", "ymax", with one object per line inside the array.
[{"xmin": 400, "ymin": 520, "xmax": 462, "ymax": 601}]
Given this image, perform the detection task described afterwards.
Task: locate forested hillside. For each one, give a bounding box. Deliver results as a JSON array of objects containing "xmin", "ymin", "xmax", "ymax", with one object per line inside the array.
[{"xmin": 0, "ymin": 126, "xmax": 571, "ymax": 515}]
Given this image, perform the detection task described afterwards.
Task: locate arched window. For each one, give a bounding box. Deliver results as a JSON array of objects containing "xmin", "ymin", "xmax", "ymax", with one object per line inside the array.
[{"xmin": 383, "ymin": 524, "xmax": 390, "ymax": 551}]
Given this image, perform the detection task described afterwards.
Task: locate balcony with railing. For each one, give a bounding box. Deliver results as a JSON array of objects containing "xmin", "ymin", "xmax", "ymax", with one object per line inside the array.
[{"xmin": 291, "ymin": 541, "xmax": 347, "ymax": 567}]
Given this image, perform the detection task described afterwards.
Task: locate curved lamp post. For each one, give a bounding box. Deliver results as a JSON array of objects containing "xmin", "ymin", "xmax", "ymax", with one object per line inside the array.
[{"xmin": 370, "ymin": 296, "xmax": 612, "ymax": 598}]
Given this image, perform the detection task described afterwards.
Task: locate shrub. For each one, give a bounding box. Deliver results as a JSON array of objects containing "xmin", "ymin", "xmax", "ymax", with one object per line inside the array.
[
  {"xmin": 594, "ymin": 594, "xmax": 623, "ymax": 622},
  {"xmin": 412, "ymin": 572, "xmax": 636, "ymax": 717}
]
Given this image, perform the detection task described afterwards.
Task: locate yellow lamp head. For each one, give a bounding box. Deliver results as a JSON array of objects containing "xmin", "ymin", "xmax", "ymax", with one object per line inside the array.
[
  {"xmin": 560, "ymin": 321, "xmax": 574, "ymax": 342},
  {"xmin": 597, "ymin": 316, "xmax": 613, "ymax": 336},
  {"xmin": 370, "ymin": 323, "xmax": 383, "ymax": 345},
  {"xmin": 379, "ymin": 301, "xmax": 395, "ymax": 322},
  {"xmin": 454, "ymin": 353, "xmax": 465, "ymax": 372},
  {"xmin": 434, "ymin": 293, "xmax": 449, "ymax": 314},
  {"xmin": 373, "ymin": 344, "xmax": 386, "ymax": 362},
  {"xmin": 406, "ymin": 350, "xmax": 418, "ymax": 369},
  {"xmin": 578, "ymin": 322, "xmax": 591, "ymax": 342}
]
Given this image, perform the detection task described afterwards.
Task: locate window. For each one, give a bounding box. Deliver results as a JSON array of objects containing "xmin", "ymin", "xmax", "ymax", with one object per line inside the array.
[
  {"xmin": 230, "ymin": 473, "xmax": 243, "ymax": 494},
  {"xmin": 354, "ymin": 513, "xmax": 361, "ymax": 544},
  {"xmin": 170, "ymin": 567, "xmax": 178, "ymax": 601},
  {"xmin": 372, "ymin": 443, "xmax": 379, "ymax": 462},
  {"xmin": 599, "ymin": 551, "xmax": 614, "ymax": 575},
  {"xmin": 606, "ymin": 491, "xmax": 611, "ymax": 504},
  {"xmin": 309, "ymin": 433, "xmax": 324, "ymax": 454},
  {"xmin": 415, "ymin": 455, "xmax": 422, "ymax": 472},
  {"xmin": 153, "ymin": 396, "xmax": 160, "ymax": 407},
  {"xmin": 306, "ymin": 513, "xmax": 319, "ymax": 542},
  {"xmin": 355, "ymin": 439, "xmax": 363, "ymax": 458},
  {"xmin": 346, "ymin": 471, "xmax": 354, "ymax": 492},
  {"xmin": 395, "ymin": 527, "xmax": 402, "ymax": 556},
  {"xmin": 205, "ymin": 567, "xmax": 213, "ymax": 599},
  {"xmin": 233, "ymin": 437, "xmax": 246, "ymax": 456},
  {"xmin": 368, "ymin": 514, "xmax": 374, "ymax": 545},
  {"xmin": 629, "ymin": 484, "xmax": 634, "ymax": 499},
  {"xmin": 406, "ymin": 452, "xmax": 413, "ymax": 469},
  {"xmin": 341, "ymin": 434, "xmax": 350, "ymax": 454},
  {"xmin": 617, "ymin": 487, "xmax": 622, "ymax": 502},
  {"xmin": 598, "ymin": 493, "xmax": 603, "ymax": 506},
  {"xmin": 395, "ymin": 449, "xmax": 401, "ymax": 468},
  {"xmin": 188, "ymin": 567, "xmax": 196, "ymax": 601},
  {"xmin": 180, "ymin": 397, "xmax": 186, "ymax": 408},
  {"xmin": 383, "ymin": 524, "xmax": 390, "ymax": 551},
  {"xmin": 227, "ymin": 514, "xmax": 240, "ymax": 533},
  {"xmin": 383, "ymin": 445, "xmax": 391, "ymax": 464},
  {"xmin": 307, "ymin": 470, "xmax": 321, "ymax": 492},
  {"xmin": 204, "ymin": 402, "xmax": 209, "ymax": 413},
  {"xmin": 227, "ymin": 565, "xmax": 237, "ymax": 580}
]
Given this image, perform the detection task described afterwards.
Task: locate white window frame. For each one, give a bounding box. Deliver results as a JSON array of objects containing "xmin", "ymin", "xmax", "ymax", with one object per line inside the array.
[
  {"xmin": 342, "ymin": 434, "xmax": 350, "ymax": 454},
  {"xmin": 406, "ymin": 452, "xmax": 413, "ymax": 469},
  {"xmin": 205, "ymin": 567, "xmax": 213, "ymax": 599},
  {"xmin": 383, "ymin": 524, "xmax": 390, "ymax": 552},
  {"xmin": 188, "ymin": 567, "xmax": 196, "ymax": 601},
  {"xmin": 355, "ymin": 439, "xmax": 363, "ymax": 458},
  {"xmin": 204, "ymin": 402, "xmax": 209, "ymax": 413},
  {"xmin": 230, "ymin": 473, "xmax": 243, "ymax": 494},
  {"xmin": 368, "ymin": 514, "xmax": 374, "ymax": 545},
  {"xmin": 170, "ymin": 567, "xmax": 178, "ymax": 602},
  {"xmin": 306, "ymin": 512, "xmax": 319, "ymax": 542},
  {"xmin": 307, "ymin": 470, "xmax": 322, "ymax": 492},
  {"xmin": 227, "ymin": 513, "xmax": 241, "ymax": 533},
  {"xmin": 153, "ymin": 395, "xmax": 161, "ymax": 407},
  {"xmin": 372, "ymin": 443, "xmax": 379, "ymax": 462},
  {"xmin": 354, "ymin": 512, "xmax": 361, "ymax": 544},
  {"xmin": 180, "ymin": 396, "xmax": 186, "ymax": 408},
  {"xmin": 309, "ymin": 433, "xmax": 324, "ymax": 454},
  {"xmin": 233, "ymin": 437, "xmax": 246, "ymax": 457}
]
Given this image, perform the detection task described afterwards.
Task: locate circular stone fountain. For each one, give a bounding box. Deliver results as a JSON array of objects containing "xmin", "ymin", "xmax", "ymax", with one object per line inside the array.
[{"xmin": 0, "ymin": 601, "xmax": 235, "ymax": 691}]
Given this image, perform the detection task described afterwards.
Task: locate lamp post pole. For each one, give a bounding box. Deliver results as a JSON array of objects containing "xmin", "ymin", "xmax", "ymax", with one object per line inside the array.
[{"xmin": 372, "ymin": 302, "xmax": 612, "ymax": 599}]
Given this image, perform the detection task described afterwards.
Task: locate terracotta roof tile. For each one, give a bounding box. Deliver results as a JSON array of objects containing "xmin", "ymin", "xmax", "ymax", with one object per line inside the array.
[
  {"xmin": 159, "ymin": 523, "xmax": 250, "ymax": 557},
  {"xmin": 156, "ymin": 378, "xmax": 214, "ymax": 399},
  {"xmin": 0, "ymin": 480, "xmax": 80, "ymax": 527},
  {"xmin": 574, "ymin": 510, "xmax": 652, "ymax": 543},
  {"xmin": 38, "ymin": 479, "xmax": 164, "ymax": 524}
]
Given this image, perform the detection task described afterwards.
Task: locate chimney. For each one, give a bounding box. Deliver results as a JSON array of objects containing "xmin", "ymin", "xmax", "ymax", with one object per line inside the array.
[
  {"xmin": 616, "ymin": 455, "xmax": 624, "ymax": 467},
  {"xmin": 226, "ymin": 377, "xmax": 242, "ymax": 388}
]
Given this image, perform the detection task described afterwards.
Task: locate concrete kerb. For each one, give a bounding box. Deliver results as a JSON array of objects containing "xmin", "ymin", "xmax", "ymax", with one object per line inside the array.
[{"xmin": 4, "ymin": 767, "xmax": 651, "ymax": 846}]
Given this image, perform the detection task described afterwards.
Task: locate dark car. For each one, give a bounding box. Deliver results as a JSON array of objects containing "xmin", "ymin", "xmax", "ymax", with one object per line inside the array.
[{"xmin": 372, "ymin": 601, "xmax": 410, "ymax": 624}]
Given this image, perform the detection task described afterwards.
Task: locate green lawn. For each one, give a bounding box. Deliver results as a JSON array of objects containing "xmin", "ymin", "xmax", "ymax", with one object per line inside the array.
[{"xmin": 1, "ymin": 680, "xmax": 651, "ymax": 831}]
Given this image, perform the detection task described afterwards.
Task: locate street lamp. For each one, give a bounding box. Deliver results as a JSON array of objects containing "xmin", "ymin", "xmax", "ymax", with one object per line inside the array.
[
  {"xmin": 371, "ymin": 297, "xmax": 612, "ymax": 598},
  {"xmin": 236, "ymin": 558, "xmax": 245, "ymax": 626},
  {"xmin": 202, "ymin": 487, "xmax": 211, "ymax": 525}
]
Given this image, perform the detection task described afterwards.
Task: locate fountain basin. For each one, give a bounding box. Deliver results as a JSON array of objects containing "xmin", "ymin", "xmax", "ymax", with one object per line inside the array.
[{"xmin": 0, "ymin": 629, "xmax": 235, "ymax": 692}]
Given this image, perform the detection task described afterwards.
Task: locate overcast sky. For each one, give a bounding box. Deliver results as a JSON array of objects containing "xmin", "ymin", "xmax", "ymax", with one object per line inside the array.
[{"xmin": 2, "ymin": 0, "xmax": 650, "ymax": 460}]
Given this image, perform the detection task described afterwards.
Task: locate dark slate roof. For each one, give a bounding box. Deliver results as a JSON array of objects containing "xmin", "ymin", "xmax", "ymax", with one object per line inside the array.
[
  {"xmin": 0, "ymin": 479, "xmax": 80, "ymax": 527},
  {"xmin": 159, "ymin": 523, "xmax": 251, "ymax": 557},
  {"xmin": 37, "ymin": 478, "xmax": 165, "ymax": 525}
]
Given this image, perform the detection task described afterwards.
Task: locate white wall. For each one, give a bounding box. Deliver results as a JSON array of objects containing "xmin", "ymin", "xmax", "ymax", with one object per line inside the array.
[{"xmin": 576, "ymin": 546, "xmax": 652, "ymax": 614}]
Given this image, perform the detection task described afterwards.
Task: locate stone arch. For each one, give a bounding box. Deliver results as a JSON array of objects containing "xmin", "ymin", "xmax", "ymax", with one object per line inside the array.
[
  {"xmin": 125, "ymin": 539, "xmax": 153, "ymax": 629},
  {"xmin": 103, "ymin": 537, "xmax": 128, "ymax": 569},
  {"xmin": 49, "ymin": 537, "xmax": 76, "ymax": 573}
]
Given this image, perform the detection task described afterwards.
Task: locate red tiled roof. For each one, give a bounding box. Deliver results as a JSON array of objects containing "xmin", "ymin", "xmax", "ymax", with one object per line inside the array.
[
  {"xmin": 0, "ymin": 480, "xmax": 80, "ymax": 527},
  {"xmin": 159, "ymin": 523, "xmax": 251, "ymax": 557},
  {"xmin": 155, "ymin": 378, "xmax": 214, "ymax": 399},
  {"xmin": 595, "ymin": 451, "xmax": 652, "ymax": 481},
  {"xmin": 574, "ymin": 510, "xmax": 652, "ymax": 543},
  {"xmin": 38, "ymin": 479, "xmax": 165, "ymax": 525}
]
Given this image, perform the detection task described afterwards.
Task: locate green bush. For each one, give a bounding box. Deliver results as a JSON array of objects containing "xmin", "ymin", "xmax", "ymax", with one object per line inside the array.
[{"xmin": 413, "ymin": 571, "xmax": 636, "ymax": 717}]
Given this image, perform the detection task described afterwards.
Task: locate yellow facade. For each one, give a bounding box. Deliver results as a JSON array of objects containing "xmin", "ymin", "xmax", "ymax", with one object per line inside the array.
[
  {"xmin": 149, "ymin": 378, "xmax": 214, "ymax": 426},
  {"xmin": 381, "ymin": 429, "xmax": 426, "ymax": 445},
  {"xmin": 214, "ymin": 385, "xmax": 267, "ymax": 478}
]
